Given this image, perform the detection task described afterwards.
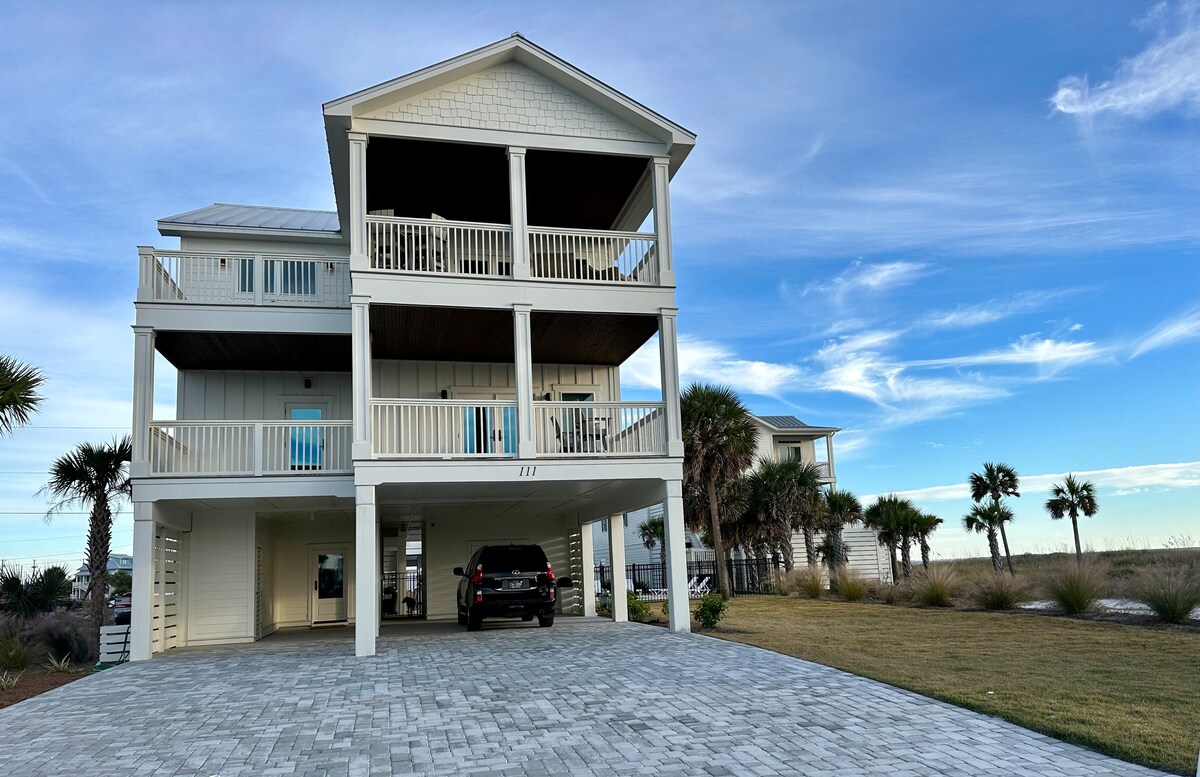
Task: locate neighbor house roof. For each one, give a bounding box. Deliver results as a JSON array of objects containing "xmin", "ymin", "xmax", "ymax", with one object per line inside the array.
[
  {"xmin": 752, "ymin": 414, "xmax": 840, "ymax": 435},
  {"xmin": 157, "ymin": 203, "xmax": 342, "ymax": 239}
]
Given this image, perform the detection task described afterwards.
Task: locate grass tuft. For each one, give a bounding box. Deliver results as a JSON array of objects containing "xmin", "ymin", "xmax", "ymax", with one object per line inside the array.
[
  {"xmin": 43, "ymin": 654, "xmax": 77, "ymax": 674},
  {"xmin": 1132, "ymin": 567, "xmax": 1200, "ymax": 624},
  {"xmin": 0, "ymin": 670, "xmax": 22, "ymax": 692},
  {"xmin": 788, "ymin": 566, "xmax": 825, "ymax": 599},
  {"xmin": 1044, "ymin": 557, "xmax": 1107, "ymax": 615},
  {"xmin": 875, "ymin": 582, "xmax": 911, "ymax": 605},
  {"xmin": 972, "ymin": 572, "xmax": 1028, "ymax": 610},
  {"xmin": 0, "ymin": 635, "xmax": 30, "ymax": 672},
  {"xmin": 831, "ymin": 569, "xmax": 871, "ymax": 602},
  {"xmin": 911, "ymin": 565, "xmax": 959, "ymax": 608}
]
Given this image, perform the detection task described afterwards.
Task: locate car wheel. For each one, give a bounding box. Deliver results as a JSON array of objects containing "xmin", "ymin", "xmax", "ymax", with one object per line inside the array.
[
  {"xmin": 467, "ymin": 608, "xmax": 483, "ymax": 632},
  {"xmin": 537, "ymin": 613, "xmax": 554, "ymax": 628},
  {"xmin": 521, "ymin": 614, "xmax": 534, "ymax": 622}
]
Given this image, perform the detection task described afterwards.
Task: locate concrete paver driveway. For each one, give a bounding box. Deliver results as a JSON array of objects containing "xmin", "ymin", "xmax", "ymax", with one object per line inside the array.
[{"xmin": 0, "ymin": 619, "xmax": 1168, "ymax": 776}]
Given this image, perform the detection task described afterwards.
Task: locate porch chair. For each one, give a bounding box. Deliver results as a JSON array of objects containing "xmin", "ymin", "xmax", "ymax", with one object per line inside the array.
[{"xmin": 691, "ymin": 577, "xmax": 712, "ymax": 596}]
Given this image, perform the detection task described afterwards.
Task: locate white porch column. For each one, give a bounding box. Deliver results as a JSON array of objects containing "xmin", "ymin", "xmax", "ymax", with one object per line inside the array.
[
  {"xmin": 129, "ymin": 502, "xmax": 155, "ymax": 661},
  {"xmin": 580, "ymin": 520, "xmax": 596, "ymax": 617},
  {"xmin": 658, "ymin": 307, "xmax": 684, "ymax": 458},
  {"xmin": 507, "ymin": 146, "xmax": 530, "ymax": 280},
  {"xmin": 351, "ymin": 294, "xmax": 372, "ymax": 460},
  {"xmin": 513, "ymin": 303, "xmax": 536, "ymax": 458},
  {"xmin": 348, "ymin": 132, "xmax": 369, "ymax": 272},
  {"xmin": 607, "ymin": 515, "xmax": 628, "ymax": 622},
  {"xmin": 130, "ymin": 326, "xmax": 155, "ymax": 478},
  {"xmin": 355, "ymin": 485, "xmax": 378, "ymax": 657},
  {"xmin": 663, "ymin": 479, "xmax": 691, "ymax": 633},
  {"xmin": 826, "ymin": 434, "xmax": 836, "ymax": 481},
  {"xmin": 651, "ymin": 157, "xmax": 675, "ymax": 287}
]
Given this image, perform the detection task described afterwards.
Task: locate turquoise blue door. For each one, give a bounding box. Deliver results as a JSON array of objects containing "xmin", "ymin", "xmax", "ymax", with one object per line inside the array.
[
  {"xmin": 289, "ymin": 407, "xmax": 323, "ymax": 469},
  {"xmin": 460, "ymin": 405, "xmax": 517, "ymax": 454}
]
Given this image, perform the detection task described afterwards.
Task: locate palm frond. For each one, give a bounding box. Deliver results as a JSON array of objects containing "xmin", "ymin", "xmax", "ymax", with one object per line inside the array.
[{"xmin": 0, "ymin": 355, "xmax": 45, "ymax": 436}]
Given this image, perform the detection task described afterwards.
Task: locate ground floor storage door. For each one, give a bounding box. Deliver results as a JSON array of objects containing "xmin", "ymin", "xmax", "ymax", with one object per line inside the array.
[{"xmin": 311, "ymin": 547, "xmax": 348, "ymax": 624}]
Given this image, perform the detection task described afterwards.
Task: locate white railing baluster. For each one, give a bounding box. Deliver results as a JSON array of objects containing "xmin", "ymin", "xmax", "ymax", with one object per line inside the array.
[
  {"xmin": 529, "ymin": 402, "xmax": 666, "ymax": 457},
  {"xmin": 147, "ymin": 420, "xmax": 351, "ymax": 476},
  {"xmin": 141, "ymin": 250, "xmax": 350, "ymax": 307}
]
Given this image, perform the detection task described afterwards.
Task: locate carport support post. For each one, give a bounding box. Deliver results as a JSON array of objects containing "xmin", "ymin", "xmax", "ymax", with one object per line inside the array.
[
  {"xmin": 130, "ymin": 502, "xmax": 155, "ymax": 661},
  {"xmin": 662, "ymin": 480, "xmax": 691, "ymax": 633},
  {"xmin": 607, "ymin": 515, "xmax": 628, "ymax": 622},
  {"xmin": 580, "ymin": 520, "xmax": 596, "ymax": 617},
  {"xmin": 355, "ymin": 486, "xmax": 378, "ymax": 657}
]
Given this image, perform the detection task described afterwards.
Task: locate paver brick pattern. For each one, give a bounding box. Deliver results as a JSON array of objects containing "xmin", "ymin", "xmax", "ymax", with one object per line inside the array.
[{"xmin": 0, "ymin": 619, "xmax": 1168, "ymax": 776}]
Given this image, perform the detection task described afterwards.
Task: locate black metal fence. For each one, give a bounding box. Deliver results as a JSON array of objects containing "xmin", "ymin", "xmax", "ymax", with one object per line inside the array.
[
  {"xmin": 382, "ymin": 571, "xmax": 424, "ymax": 617},
  {"xmin": 594, "ymin": 557, "xmax": 784, "ymax": 601}
]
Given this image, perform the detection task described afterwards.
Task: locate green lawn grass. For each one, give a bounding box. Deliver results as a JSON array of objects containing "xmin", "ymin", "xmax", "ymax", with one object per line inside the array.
[{"xmin": 710, "ymin": 596, "xmax": 1200, "ymax": 775}]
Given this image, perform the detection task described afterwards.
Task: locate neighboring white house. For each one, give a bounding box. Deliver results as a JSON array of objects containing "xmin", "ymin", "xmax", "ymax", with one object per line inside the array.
[
  {"xmin": 72, "ymin": 553, "xmax": 135, "ymax": 601},
  {"xmin": 593, "ymin": 414, "xmax": 893, "ymax": 583},
  {"xmin": 128, "ymin": 35, "xmax": 697, "ymax": 660}
]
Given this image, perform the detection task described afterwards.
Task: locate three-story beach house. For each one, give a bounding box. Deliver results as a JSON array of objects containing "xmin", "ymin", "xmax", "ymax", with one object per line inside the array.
[{"xmin": 128, "ymin": 35, "xmax": 695, "ymax": 659}]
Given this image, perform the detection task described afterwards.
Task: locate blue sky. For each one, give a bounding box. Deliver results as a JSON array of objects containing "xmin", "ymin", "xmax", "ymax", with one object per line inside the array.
[{"xmin": 1, "ymin": 1, "xmax": 1197, "ymax": 569}]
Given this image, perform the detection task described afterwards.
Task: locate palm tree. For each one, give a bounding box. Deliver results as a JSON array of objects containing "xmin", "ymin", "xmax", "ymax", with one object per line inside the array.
[
  {"xmin": 864, "ymin": 495, "xmax": 921, "ymax": 581},
  {"xmin": 638, "ymin": 515, "xmax": 666, "ymax": 566},
  {"xmin": 0, "ymin": 355, "xmax": 45, "ymax": 437},
  {"xmin": 1045, "ymin": 474, "xmax": 1099, "ymax": 562},
  {"xmin": 41, "ymin": 436, "xmax": 132, "ymax": 657},
  {"xmin": 969, "ymin": 462, "xmax": 1020, "ymax": 574},
  {"xmin": 682, "ymin": 384, "xmax": 759, "ymax": 598},
  {"xmin": 822, "ymin": 489, "xmax": 862, "ymax": 576},
  {"xmin": 747, "ymin": 458, "xmax": 825, "ymax": 571},
  {"xmin": 913, "ymin": 512, "xmax": 943, "ymax": 570},
  {"xmin": 963, "ymin": 501, "xmax": 1011, "ymax": 573}
]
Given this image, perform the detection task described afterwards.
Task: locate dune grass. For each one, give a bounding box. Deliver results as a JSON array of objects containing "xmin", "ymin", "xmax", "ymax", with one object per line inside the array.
[{"xmin": 711, "ymin": 596, "xmax": 1200, "ymax": 775}]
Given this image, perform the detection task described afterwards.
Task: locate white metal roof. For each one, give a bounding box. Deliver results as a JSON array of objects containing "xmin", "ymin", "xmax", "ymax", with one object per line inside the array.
[{"xmin": 157, "ymin": 203, "xmax": 341, "ymax": 236}]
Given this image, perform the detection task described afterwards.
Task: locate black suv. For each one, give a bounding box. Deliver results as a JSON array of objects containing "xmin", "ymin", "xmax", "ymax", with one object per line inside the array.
[{"xmin": 454, "ymin": 544, "xmax": 573, "ymax": 631}]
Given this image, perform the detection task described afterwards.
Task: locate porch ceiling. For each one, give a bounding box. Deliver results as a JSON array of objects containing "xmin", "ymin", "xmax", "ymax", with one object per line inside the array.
[
  {"xmin": 156, "ymin": 332, "xmax": 351, "ymax": 371},
  {"xmin": 158, "ymin": 495, "xmax": 354, "ymax": 514},
  {"xmin": 374, "ymin": 477, "xmax": 666, "ymax": 523},
  {"xmin": 370, "ymin": 305, "xmax": 657, "ymax": 365}
]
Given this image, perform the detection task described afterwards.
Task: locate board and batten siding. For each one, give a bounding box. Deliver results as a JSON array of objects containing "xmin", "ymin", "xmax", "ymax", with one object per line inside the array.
[
  {"xmin": 425, "ymin": 515, "xmax": 581, "ymax": 621},
  {"xmin": 263, "ymin": 516, "xmax": 355, "ymax": 628},
  {"xmin": 373, "ymin": 360, "xmax": 620, "ymax": 400},
  {"xmin": 186, "ymin": 512, "xmax": 254, "ymax": 645}
]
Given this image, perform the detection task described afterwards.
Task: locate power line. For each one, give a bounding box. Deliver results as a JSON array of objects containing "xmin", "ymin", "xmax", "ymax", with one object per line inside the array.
[
  {"xmin": 0, "ymin": 511, "xmax": 131, "ymax": 515},
  {"xmin": 3, "ymin": 530, "xmax": 133, "ymax": 544}
]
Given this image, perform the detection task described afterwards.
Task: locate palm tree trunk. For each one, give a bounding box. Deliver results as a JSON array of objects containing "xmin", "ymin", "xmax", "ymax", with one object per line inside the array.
[
  {"xmin": 707, "ymin": 479, "xmax": 731, "ymax": 598},
  {"xmin": 899, "ymin": 539, "xmax": 913, "ymax": 580},
  {"xmin": 1071, "ymin": 517, "xmax": 1082, "ymax": 563},
  {"xmin": 888, "ymin": 541, "xmax": 900, "ymax": 582},
  {"xmin": 802, "ymin": 525, "xmax": 817, "ymax": 567},
  {"xmin": 998, "ymin": 520, "xmax": 1015, "ymax": 575},
  {"xmin": 986, "ymin": 527, "xmax": 1002, "ymax": 573},
  {"xmin": 85, "ymin": 496, "xmax": 113, "ymax": 661},
  {"xmin": 831, "ymin": 526, "xmax": 847, "ymax": 578},
  {"xmin": 920, "ymin": 535, "xmax": 931, "ymax": 570}
]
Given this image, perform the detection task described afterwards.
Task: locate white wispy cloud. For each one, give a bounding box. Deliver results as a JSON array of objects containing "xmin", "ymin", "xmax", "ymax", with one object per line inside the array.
[
  {"xmin": 863, "ymin": 461, "xmax": 1200, "ymax": 503},
  {"xmin": 911, "ymin": 334, "xmax": 1111, "ymax": 378},
  {"xmin": 921, "ymin": 290, "xmax": 1074, "ymax": 330},
  {"xmin": 622, "ymin": 335, "xmax": 802, "ymax": 397},
  {"xmin": 1129, "ymin": 304, "xmax": 1200, "ymax": 357},
  {"xmin": 1051, "ymin": 1, "xmax": 1200, "ymax": 118},
  {"xmin": 800, "ymin": 260, "xmax": 931, "ymax": 303}
]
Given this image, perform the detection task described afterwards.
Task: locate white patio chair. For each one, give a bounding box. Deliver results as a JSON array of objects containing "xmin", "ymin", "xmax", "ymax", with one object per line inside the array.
[{"xmin": 692, "ymin": 577, "xmax": 712, "ymax": 596}]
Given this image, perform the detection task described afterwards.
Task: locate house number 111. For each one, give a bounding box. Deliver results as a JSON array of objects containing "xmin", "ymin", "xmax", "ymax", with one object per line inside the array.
[{"xmin": 518, "ymin": 466, "xmax": 537, "ymax": 477}]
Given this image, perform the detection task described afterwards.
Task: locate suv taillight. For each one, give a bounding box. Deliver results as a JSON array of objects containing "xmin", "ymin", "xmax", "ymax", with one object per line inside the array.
[
  {"xmin": 546, "ymin": 562, "xmax": 555, "ymax": 582},
  {"xmin": 472, "ymin": 565, "xmax": 483, "ymax": 584}
]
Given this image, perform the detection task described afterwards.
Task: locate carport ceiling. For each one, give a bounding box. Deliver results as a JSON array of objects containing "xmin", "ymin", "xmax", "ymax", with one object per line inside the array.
[
  {"xmin": 370, "ymin": 306, "xmax": 657, "ymax": 365},
  {"xmin": 375, "ymin": 478, "xmax": 668, "ymax": 522},
  {"xmin": 156, "ymin": 332, "xmax": 351, "ymax": 371}
]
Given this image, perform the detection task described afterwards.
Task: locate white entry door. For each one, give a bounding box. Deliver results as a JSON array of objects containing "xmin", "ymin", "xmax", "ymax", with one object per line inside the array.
[{"xmin": 311, "ymin": 547, "xmax": 348, "ymax": 624}]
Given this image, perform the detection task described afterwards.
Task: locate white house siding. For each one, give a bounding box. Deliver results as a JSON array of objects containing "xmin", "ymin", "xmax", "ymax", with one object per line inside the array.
[
  {"xmin": 186, "ymin": 512, "xmax": 254, "ymax": 645},
  {"xmin": 792, "ymin": 526, "xmax": 893, "ymax": 583},
  {"xmin": 372, "ymin": 360, "xmax": 619, "ymax": 401},
  {"xmin": 261, "ymin": 515, "xmax": 355, "ymax": 629},
  {"xmin": 363, "ymin": 62, "xmax": 657, "ymax": 143},
  {"xmin": 178, "ymin": 237, "xmax": 346, "ymax": 256},
  {"xmin": 424, "ymin": 515, "xmax": 581, "ymax": 621},
  {"xmin": 176, "ymin": 371, "xmax": 354, "ymax": 421}
]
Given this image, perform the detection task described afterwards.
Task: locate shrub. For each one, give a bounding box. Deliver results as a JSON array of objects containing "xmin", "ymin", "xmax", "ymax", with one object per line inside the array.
[
  {"xmin": 595, "ymin": 592, "xmax": 612, "ymax": 617},
  {"xmin": 44, "ymin": 654, "xmax": 77, "ymax": 673},
  {"xmin": 626, "ymin": 591, "xmax": 650, "ymax": 622},
  {"xmin": 876, "ymin": 582, "xmax": 910, "ymax": 606},
  {"xmin": 1132, "ymin": 567, "xmax": 1200, "ymax": 624},
  {"xmin": 0, "ymin": 635, "xmax": 31, "ymax": 671},
  {"xmin": 789, "ymin": 566, "xmax": 825, "ymax": 599},
  {"xmin": 1045, "ymin": 557, "xmax": 1107, "ymax": 615},
  {"xmin": 692, "ymin": 592, "xmax": 728, "ymax": 628},
  {"xmin": 22, "ymin": 613, "xmax": 91, "ymax": 663},
  {"xmin": 660, "ymin": 599, "xmax": 670, "ymax": 618},
  {"xmin": 912, "ymin": 565, "xmax": 960, "ymax": 608},
  {"xmin": 831, "ymin": 570, "xmax": 870, "ymax": 602},
  {"xmin": 0, "ymin": 670, "xmax": 22, "ymax": 692},
  {"xmin": 972, "ymin": 572, "xmax": 1028, "ymax": 610}
]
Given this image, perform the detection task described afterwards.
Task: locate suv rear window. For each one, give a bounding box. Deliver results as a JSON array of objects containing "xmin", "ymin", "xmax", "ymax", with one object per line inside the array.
[{"xmin": 479, "ymin": 546, "xmax": 547, "ymax": 571}]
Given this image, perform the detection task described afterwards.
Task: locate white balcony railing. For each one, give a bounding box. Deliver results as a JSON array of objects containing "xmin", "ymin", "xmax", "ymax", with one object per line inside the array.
[
  {"xmin": 140, "ymin": 250, "xmax": 351, "ymax": 307},
  {"xmin": 370, "ymin": 399, "xmax": 519, "ymax": 458},
  {"xmin": 533, "ymin": 402, "xmax": 667, "ymax": 457},
  {"xmin": 366, "ymin": 215, "xmax": 512, "ymax": 278},
  {"xmin": 148, "ymin": 421, "xmax": 352, "ymax": 476},
  {"xmin": 528, "ymin": 228, "xmax": 658, "ymax": 285}
]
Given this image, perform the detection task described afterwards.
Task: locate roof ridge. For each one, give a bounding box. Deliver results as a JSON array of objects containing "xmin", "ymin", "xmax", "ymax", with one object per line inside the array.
[{"xmin": 207, "ymin": 202, "xmax": 337, "ymax": 215}]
